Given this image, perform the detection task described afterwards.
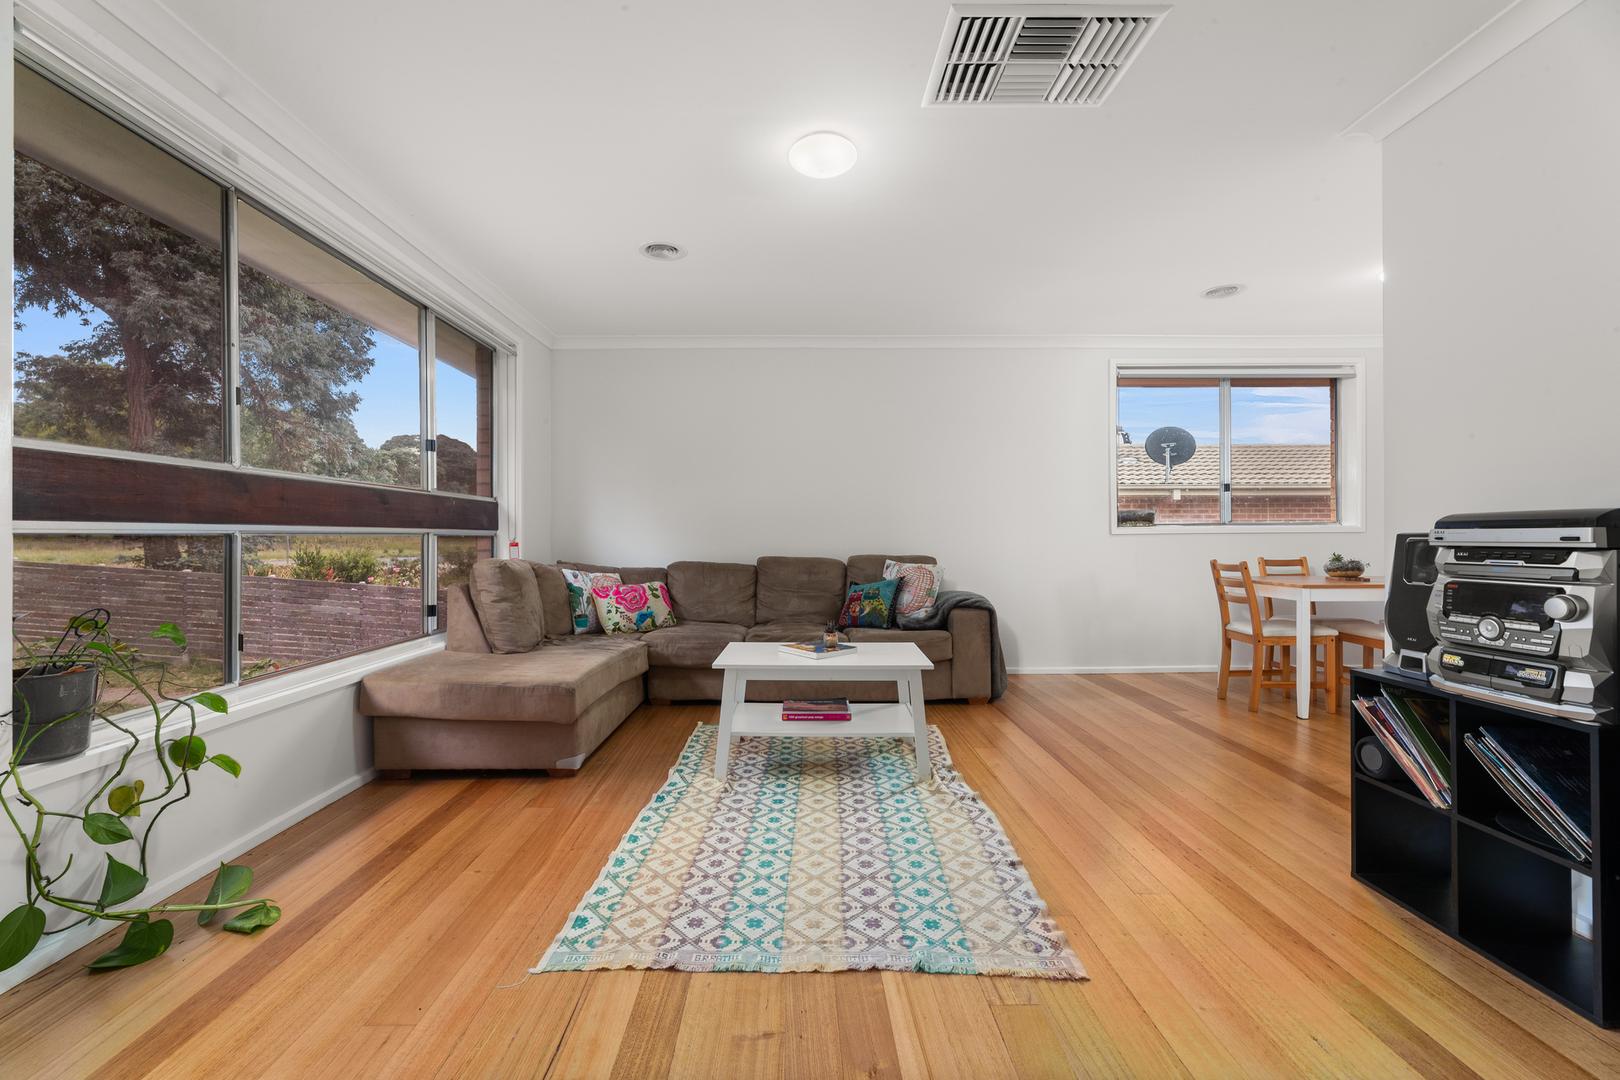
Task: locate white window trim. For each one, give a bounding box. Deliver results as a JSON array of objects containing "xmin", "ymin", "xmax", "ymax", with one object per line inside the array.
[{"xmin": 1107, "ymin": 356, "xmax": 1367, "ymax": 535}]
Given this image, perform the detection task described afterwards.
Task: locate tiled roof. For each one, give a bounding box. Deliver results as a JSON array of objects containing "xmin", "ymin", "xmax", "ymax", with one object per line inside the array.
[{"xmin": 1116, "ymin": 444, "xmax": 1332, "ymax": 489}]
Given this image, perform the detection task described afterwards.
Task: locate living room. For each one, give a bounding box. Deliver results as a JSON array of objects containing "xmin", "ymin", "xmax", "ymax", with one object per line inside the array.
[{"xmin": 2, "ymin": 1, "xmax": 1618, "ymax": 1076}]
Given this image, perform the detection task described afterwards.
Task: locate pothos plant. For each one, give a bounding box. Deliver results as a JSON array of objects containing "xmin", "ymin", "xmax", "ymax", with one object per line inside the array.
[{"xmin": 0, "ymin": 613, "xmax": 279, "ymax": 974}]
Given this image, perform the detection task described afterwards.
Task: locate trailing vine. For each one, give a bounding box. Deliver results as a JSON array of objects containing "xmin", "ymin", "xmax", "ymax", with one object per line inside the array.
[{"xmin": 1, "ymin": 613, "xmax": 279, "ymax": 973}]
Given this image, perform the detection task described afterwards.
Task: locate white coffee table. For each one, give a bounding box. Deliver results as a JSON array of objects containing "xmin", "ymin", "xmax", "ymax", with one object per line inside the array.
[{"xmin": 710, "ymin": 641, "xmax": 934, "ymax": 782}]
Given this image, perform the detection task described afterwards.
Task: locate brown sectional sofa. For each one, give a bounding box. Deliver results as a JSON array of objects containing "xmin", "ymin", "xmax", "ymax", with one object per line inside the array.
[{"xmin": 359, "ymin": 554, "xmax": 994, "ymax": 775}]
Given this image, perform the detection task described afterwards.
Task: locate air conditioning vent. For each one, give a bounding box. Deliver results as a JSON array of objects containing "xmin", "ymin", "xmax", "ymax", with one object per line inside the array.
[{"xmin": 926, "ymin": 5, "xmax": 1168, "ymax": 107}]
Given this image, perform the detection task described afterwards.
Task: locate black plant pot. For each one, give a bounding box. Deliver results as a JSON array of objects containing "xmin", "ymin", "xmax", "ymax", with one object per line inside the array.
[{"xmin": 12, "ymin": 664, "xmax": 100, "ymax": 765}]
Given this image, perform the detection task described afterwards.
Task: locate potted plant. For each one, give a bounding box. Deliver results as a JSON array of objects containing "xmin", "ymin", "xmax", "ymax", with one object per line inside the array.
[
  {"xmin": 1324, "ymin": 553, "xmax": 1368, "ymax": 580},
  {"xmin": 1, "ymin": 613, "xmax": 278, "ymax": 975},
  {"xmin": 11, "ymin": 610, "xmax": 110, "ymax": 766}
]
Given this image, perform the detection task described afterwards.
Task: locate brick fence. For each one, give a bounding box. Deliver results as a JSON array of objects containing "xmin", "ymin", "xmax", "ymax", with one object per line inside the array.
[
  {"xmin": 14, "ymin": 563, "xmax": 422, "ymax": 669},
  {"xmin": 1117, "ymin": 493, "xmax": 1336, "ymax": 525}
]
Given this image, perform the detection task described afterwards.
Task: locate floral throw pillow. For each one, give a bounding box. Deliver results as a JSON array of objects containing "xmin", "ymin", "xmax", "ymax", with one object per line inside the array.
[
  {"xmin": 592, "ymin": 581, "xmax": 677, "ymax": 634},
  {"xmin": 837, "ymin": 579, "xmax": 898, "ymax": 629},
  {"xmin": 882, "ymin": 560, "xmax": 942, "ymax": 617},
  {"xmin": 563, "ymin": 569, "xmax": 620, "ymax": 634}
]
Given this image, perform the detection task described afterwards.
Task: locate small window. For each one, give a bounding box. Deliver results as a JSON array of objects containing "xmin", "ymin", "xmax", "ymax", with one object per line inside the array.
[
  {"xmin": 237, "ymin": 200, "xmax": 424, "ymax": 487},
  {"xmin": 432, "ymin": 317, "xmax": 495, "ymax": 496},
  {"xmin": 13, "ymin": 534, "xmax": 229, "ymax": 706},
  {"xmin": 435, "ymin": 534, "xmax": 494, "ymax": 622},
  {"xmin": 1115, "ymin": 374, "xmax": 1340, "ymax": 527},
  {"xmin": 240, "ymin": 534, "xmax": 426, "ymax": 679}
]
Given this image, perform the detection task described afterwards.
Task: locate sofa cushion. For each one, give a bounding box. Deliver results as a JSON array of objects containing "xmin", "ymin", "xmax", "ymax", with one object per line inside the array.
[
  {"xmin": 641, "ymin": 621, "xmax": 747, "ymax": 667},
  {"xmin": 561, "ymin": 567, "xmax": 620, "ymax": 634},
  {"xmin": 842, "ymin": 627, "xmax": 953, "ymax": 663},
  {"xmin": 560, "ymin": 561, "xmax": 667, "ymax": 585},
  {"xmin": 755, "ymin": 556, "xmax": 847, "ymax": 625},
  {"xmin": 593, "ymin": 581, "xmax": 678, "ymax": 634},
  {"xmin": 359, "ymin": 636, "xmax": 648, "ymax": 723},
  {"xmin": 837, "ymin": 579, "xmax": 899, "ymax": 629},
  {"xmin": 846, "ymin": 554, "xmax": 935, "ymax": 590},
  {"xmin": 524, "ymin": 561, "xmax": 576, "ymax": 640},
  {"xmin": 468, "ymin": 559, "xmax": 544, "ymax": 652},
  {"xmin": 883, "ymin": 560, "xmax": 943, "ymax": 617},
  {"xmin": 746, "ymin": 620, "xmax": 846, "ymax": 644},
  {"xmin": 666, "ymin": 561, "xmax": 756, "ymax": 626}
]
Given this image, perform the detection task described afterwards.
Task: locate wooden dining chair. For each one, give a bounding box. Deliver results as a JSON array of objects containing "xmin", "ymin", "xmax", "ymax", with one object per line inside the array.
[
  {"xmin": 1257, "ymin": 554, "xmax": 1385, "ymax": 711},
  {"xmin": 1211, "ymin": 560, "xmax": 1338, "ymax": 712}
]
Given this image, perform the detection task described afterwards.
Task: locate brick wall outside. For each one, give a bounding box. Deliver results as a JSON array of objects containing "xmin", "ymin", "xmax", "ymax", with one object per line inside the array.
[
  {"xmin": 1117, "ymin": 493, "xmax": 1336, "ymax": 525},
  {"xmin": 14, "ymin": 563, "xmax": 422, "ymax": 669}
]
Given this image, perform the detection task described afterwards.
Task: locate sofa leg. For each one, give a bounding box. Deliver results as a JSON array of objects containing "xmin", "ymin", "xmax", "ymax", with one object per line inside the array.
[
  {"xmin": 379, "ymin": 769, "xmax": 412, "ymax": 781},
  {"xmin": 648, "ymin": 698, "xmax": 672, "ymax": 707},
  {"xmin": 968, "ymin": 697, "xmax": 990, "ymax": 707},
  {"xmin": 546, "ymin": 767, "xmax": 579, "ymax": 778}
]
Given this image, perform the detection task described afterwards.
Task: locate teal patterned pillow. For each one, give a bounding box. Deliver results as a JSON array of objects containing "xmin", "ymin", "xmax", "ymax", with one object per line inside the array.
[{"xmin": 837, "ymin": 579, "xmax": 898, "ymax": 629}]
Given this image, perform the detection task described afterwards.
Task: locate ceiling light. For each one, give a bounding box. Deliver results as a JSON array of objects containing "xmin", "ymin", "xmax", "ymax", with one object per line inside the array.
[
  {"xmin": 1201, "ymin": 284, "xmax": 1245, "ymax": 300},
  {"xmin": 640, "ymin": 242, "xmax": 686, "ymax": 261},
  {"xmin": 788, "ymin": 132, "xmax": 857, "ymax": 179}
]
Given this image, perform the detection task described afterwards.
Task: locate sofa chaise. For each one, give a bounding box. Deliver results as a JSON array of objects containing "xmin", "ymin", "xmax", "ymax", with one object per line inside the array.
[{"xmin": 358, "ymin": 554, "xmax": 994, "ymax": 775}]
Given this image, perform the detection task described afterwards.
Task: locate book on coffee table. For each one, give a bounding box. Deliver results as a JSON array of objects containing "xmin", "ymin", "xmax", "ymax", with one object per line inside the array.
[
  {"xmin": 779, "ymin": 641, "xmax": 857, "ymax": 660},
  {"xmin": 781, "ymin": 698, "xmax": 851, "ymax": 722}
]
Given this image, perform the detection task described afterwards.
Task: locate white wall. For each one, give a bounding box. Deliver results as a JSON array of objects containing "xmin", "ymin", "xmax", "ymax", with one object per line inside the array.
[
  {"xmin": 516, "ymin": 332, "xmax": 555, "ymax": 561},
  {"xmin": 551, "ymin": 345, "xmax": 1385, "ymax": 671},
  {"xmin": 1383, "ymin": 0, "xmax": 1620, "ymax": 533}
]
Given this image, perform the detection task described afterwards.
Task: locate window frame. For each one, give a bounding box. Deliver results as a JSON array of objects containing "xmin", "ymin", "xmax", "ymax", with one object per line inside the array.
[
  {"xmin": 11, "ymin": 56, "xmax": 504, "ymax": 503},
  {"xmin": 10, "ymin": 56, "xmax": 506, "ymax": 702},
  {"xmin": 1108, "ymin": 357, "xmax": 1367, "ymax": 535}
]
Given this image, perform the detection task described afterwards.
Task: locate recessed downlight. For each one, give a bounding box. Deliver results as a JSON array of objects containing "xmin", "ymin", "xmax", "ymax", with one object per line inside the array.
[
  {"xmin": 1201, "ymin": 284, "xmax": 1245, "ymax": 300},
  {"xmin": 788, "ymin": 132, "xmax": 857, "ymax": 179},
  {"xmin": 640, "ymin": 242, "xmax": 686, "ymax": 261}
]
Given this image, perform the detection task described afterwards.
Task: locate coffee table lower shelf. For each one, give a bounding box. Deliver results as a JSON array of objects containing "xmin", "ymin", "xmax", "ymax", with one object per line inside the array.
[
  {"xmin": 717, "ymin": 702, "xmax": 929, "ymax": 781},
  {"xmin": 727, "ymin": 702, "xmax": 917, "ymax": 738}
]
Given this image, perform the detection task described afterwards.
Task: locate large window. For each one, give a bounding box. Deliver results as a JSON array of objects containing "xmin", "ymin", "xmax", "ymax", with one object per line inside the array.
[
  {"xmin": 1115, "ymin": 373, "xmax": 1341, "ymax": 528},
  {"xmin": 11, "ymin": 61, "xmax": 500, "ymax": 694},
  {"xmin": 13, "ymin": 64, "xmax": 226, "ymax": 460}
]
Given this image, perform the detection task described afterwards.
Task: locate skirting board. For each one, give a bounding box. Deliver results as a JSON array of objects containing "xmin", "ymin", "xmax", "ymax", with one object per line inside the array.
[
  {"xmin": 1008, "ymin": 665, "xmax": 1221, "ymax": 675},
  {"xmin": 0, "ymin": 768, "xmax": 375, "ymax": 994}
]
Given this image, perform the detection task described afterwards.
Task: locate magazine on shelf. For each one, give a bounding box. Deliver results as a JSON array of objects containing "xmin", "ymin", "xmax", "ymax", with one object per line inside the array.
[
  {"xmin": 1352, "ymin": 691, "xmax": 1452, "ymax": 809},
  {"xmin": 1464, "ymin": 725, "xmax": 1592, "ymax": 862},
  {"xmin": 781, "ymin": 698, "xmax": 852, "ymax": 722},
  {"xmin": 779, "ymin": 641, "xmax": 857, "ymax": 660}
]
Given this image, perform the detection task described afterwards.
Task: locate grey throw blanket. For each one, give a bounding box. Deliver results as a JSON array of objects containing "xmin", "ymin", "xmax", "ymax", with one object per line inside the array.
[{"xmin": 898, "ymin": 591, "xmax": 1008, "ymax": 701}]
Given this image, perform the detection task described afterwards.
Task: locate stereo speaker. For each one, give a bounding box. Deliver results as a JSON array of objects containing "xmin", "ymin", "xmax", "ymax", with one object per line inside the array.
[
  {"xmin": 1384, "ymin": 532, "xmax": 1438, "ymax": 673},
  {"xmin": 1354, "ymin": 736, "xmax": 1398, "ymax": 781}
]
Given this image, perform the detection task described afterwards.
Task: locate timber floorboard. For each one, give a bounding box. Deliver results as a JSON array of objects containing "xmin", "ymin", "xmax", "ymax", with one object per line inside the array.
[{"xmin": 2, "ymin": 677, "xmax": 1619, "ymax": 1078}]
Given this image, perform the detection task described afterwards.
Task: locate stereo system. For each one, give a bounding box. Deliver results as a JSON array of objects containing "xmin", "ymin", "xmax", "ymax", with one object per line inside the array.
[{"xmin": 1384, "ymin": 509, "xmax": 1620, "ymax": 724}]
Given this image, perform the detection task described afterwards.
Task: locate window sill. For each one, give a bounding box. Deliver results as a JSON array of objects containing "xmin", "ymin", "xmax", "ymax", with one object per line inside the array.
[
  {"xmin": 1110, "ymin": 522, "xmax": 1366, "ymax": 536},
  {"xmin": 15, "ymin": 635, "xmax": 446, "ymax": 789}
]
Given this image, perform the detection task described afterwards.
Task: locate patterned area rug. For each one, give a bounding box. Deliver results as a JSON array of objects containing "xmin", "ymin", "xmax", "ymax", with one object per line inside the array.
[{"xmin": 535, "ymin": 724, "xmax": 1085, "ymax": 979}]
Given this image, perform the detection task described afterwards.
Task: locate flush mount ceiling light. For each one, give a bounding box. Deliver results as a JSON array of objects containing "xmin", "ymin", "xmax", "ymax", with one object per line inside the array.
[
  {"xmin": 1201, "ymin": 284, "xmax": 1245, "ymax": 300},
  {"xmin": 640, "ymin": 242, "xmax": 686, "ymax": 261},
  {"xmin": 788, "ymin": 132, "xmax": 858, "ymax": 179}
]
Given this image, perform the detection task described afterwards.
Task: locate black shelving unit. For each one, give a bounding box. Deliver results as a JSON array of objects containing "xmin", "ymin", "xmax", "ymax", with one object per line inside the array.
[{"xmin": 1350, "ymin": 666, "xmax": 1617, "ymax": 1026}]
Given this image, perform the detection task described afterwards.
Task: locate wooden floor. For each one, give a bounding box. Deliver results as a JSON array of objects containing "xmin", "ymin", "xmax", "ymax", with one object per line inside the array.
[{"xmin": 3, "ymin": 674, "xmax": 1619, "ymax": 1078}]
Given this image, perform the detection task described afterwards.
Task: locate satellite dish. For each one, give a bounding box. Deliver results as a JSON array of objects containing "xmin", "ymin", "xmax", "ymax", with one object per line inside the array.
[{"xmin": 1144, "ymin": 426, "xmax": 1197, "ymax": 481}]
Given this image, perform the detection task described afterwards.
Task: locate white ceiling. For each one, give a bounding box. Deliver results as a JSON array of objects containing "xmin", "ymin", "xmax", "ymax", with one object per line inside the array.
[{"xmin": 156, "ymin": 0, "xmax": 1510, "ymax": 339}]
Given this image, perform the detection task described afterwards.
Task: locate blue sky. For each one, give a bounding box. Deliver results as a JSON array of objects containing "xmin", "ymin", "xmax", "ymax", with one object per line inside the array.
[
  {"xmin": 14, "ymin": 300, "xmax": 477, "ymax": 447},
  {"xmin": 1118, "ymin": 384, "xmax": 1331, "ymax": 449}
]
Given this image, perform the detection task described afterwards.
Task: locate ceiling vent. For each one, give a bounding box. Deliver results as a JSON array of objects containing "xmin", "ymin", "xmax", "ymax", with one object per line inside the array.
[{"xmin": 925, "ymin": 5, "xmax": 1168, "ymax": 107}]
